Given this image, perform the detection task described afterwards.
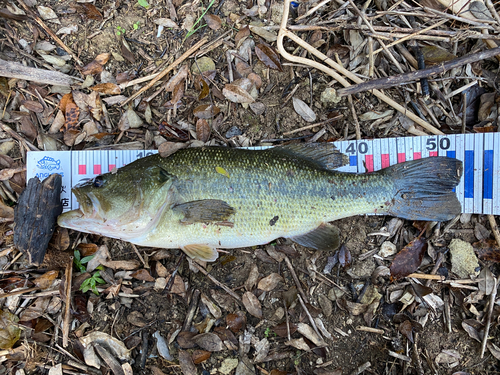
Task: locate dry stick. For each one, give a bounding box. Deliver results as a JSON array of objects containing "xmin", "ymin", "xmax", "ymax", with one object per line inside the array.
[
  {"xmin": 276, "ymin": 0, "xmax": 443, "ymax": 135},
  {"xmin": 130, "ymin": 243, "xmax": 146, "ymax": 268},
  {"xmin": 62, "ymin": 256, "xmax": 73, "ymax": 348},
  {"xmin": 485, "ymin": 0, "xmax": 500, "ymax": 28},
  {"xmin": 192, "ymin": 260, "xmax": 242, "ymax": 303},
  {"xmin": 371, "ymin": 19, "xmax": 447, "ymax": 55},
  {"xmin": 348, "ymin": 95, "xmax": 361, "ymax": 140},
  {"xmin": 16, "ymin": 0, "xmax": 83, "ymax": 66},
  {"xmin": 347, "ymin": 0, "xmax": 404, "ymax": 74},
  {"xmin": 338, "ymin": 46, "xmax": 500, "ymax": 97},
  {"xmin": 121, "ymin": 37, "xmax": 208, "ymax": 106},
  {"xmin": 284, "ymin": 256, "xmax": 309, "ymax": 304},
  {"xmin": 297, "ymin": 294, "xmax": 324, "ymax": 342},
  {"xmin": 282, "ymin": 115, "xmax": 343, "ymax": 135},
  {"xmin": 480, "ymin": 277, "xmax": 500, "ymax": 358},
  {"xmin": 488, "ymin": 215, "xmax": 500, "ymax": 247}
]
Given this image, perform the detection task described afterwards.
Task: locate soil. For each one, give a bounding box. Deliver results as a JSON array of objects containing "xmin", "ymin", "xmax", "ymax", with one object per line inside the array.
[{"xmin": 1, "ymin": 0, "xmax": 500, "ymax": 374}]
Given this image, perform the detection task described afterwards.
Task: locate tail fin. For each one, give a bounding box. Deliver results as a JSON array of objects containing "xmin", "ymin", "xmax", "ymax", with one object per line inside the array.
[{"xmin": 384, "ymin": 157, "xmax": 463, "ymax": 222}]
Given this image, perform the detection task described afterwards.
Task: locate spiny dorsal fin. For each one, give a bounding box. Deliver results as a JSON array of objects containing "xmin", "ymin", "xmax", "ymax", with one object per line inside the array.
[
  {"xmin": 268, "ymin": 143, "xmax": 348, "ymax": 170},
  {"xmin": 172, "ymin": 199, "xmax": 235, "ymax": 224},
  {"xmin": 290, "ymin": 223, "xmax": 340, "ymax": 251}
]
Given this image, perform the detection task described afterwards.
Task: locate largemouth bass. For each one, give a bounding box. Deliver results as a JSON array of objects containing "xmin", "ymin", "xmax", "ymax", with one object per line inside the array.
[{"xmin": 57, "ymin": 144, "xmax": 463, "ymax": 261}]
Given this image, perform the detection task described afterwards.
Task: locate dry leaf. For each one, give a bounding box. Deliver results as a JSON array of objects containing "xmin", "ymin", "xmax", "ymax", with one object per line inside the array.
[
  {"xmin": 292, "ymin": 97, "xmax": 316, "ymax": 122},
  {"xmin": 91, "ymin": 83, "xmax": 121, "ymax": 95},
  {"xmin": 226, "ymin": 312, "xmax": 246, "ymax": 333},
  {"xmin": 192, "ymin": 332, "xmax": 224, "ymax": 352},
  {"xmin": 158, "ymin": 142, "xmax": 187, "ymax": 158},
  {"xmin": 257, "ymin": 273, "xmax": 283, "ymax": 292},
  {"xmin": 154, "ymin": 18, "xmax": 179, "ymax": 28},
  {"xmin": 249, "ymin": 25, "xmax": 277, "ymax": 42},
  {"xmin": 178, "ymin": 350, "xmax": 197, "ymax": 375},
  {"xmin": 204, "ymin": 14, "xmax": 221, "ymax": 30},
  {"xmin": 235, "ymin": 25, "xmax": 250, "ymax": 47},
  {"xmin": 255, "ymin": 44, "xmax": 283, "ymax": 71},
  {"xmin": 192, "ymin": 349, "xmax": 211, "ymax": 364},
  {"xmin": 196, "ymin": 118, "xmax": 211, "ymax": 142},
  {"xmin": 242, "ymin": 291, "xmax": 262, "ymax": 319},
  {"xmin": 165, "ymin": 65, "xmax": 188, "ymax": 92},
  {"xmin": 245, "ymin": 263, "xmax": 259, "ymax": 291},
  {"xmin": 390, "ymin": 238, "xmax": 428, "ymax": 280},
  {"xmin": 131, "ymin": 269, "xmax": 155, "ymax": 282},
  {"xmin": 33, "ymin": 270, "xmax": 58, "ymax": 289},
  {"xmin": 0, "ymin": 309, "xmax": 21, "ymax": 349},
  {"xmin": 223, "ymin": 84, "xmax": 255, "ymax": 103},
  {"xmin": 193, "ymin": 104, "xmax": 220, "ymax": 119}
]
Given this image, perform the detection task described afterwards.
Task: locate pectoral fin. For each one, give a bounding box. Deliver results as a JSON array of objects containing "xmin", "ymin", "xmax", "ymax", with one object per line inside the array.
[
  {"xmin": 172, "ymin": 199, "xmax": 235, "ymax": 224},
  {"xmin": 290, "ymin": 223, "xmax": 340, "ymax": 251},
  {"xmin": 182, "ymin": 244, "xmax": 219, "ymax": 262}
]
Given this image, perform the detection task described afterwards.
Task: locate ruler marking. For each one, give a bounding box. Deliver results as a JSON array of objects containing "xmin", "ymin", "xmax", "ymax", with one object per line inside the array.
[
  {"xmin": 26, "ymin": 135, "xmax": 498, "ymax": 214},
  {"xmin": 494, "ymin": 132, "xmax": 500, "ymax": 215},
  {"xmin": 397, "ymin": 137, "xmax": 405, "ymax": 163},
  {"xmin": 473, "ymin": 134, "xmax": 484, "ymax": 214},
  {"xmin": 483, "ymin": 133, "xmax": 494, "ymax": 215}
]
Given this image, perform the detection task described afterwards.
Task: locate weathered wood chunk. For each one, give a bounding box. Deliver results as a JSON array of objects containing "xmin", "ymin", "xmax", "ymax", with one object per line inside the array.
[{"xmin": 14, "ymin": 174, "xmax": 62, "ymax": 265}]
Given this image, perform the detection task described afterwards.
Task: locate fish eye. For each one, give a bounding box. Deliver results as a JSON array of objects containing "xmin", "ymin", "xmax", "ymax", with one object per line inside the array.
[{"xmin": 93, "ymin": 176, "xmax": 105, "ymax": 188}]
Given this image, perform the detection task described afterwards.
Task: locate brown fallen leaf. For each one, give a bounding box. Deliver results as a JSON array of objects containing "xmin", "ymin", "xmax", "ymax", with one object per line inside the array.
[
  {"xmin": 179, "ymin": 350, "xmax": 197, "ymax": 375},
  {"xmin": 91, "ymin": 83, "xmax": 121, "ymax": 95},
  {"xmin": 292, "ymin": 97, "xmax": 316, "ymax": 122},
  {"xmin": 193, "ymin": 104, "xmax": 220, "ymax": 119},
  {"xmin": 192, "ymin": 332, "xmax": 224, "ymax": 352},
  {"xmin": 204, "ymin": 14, "xmax": 221, "ymax": 30},
  {"xmin": 223, "ymin": 84, "xmax": 255, "ymax": 103},
  {"xmin": 390, "ymin": 237, "xmax": 428, "ymax": 280},
  {"xmin": 196, "ymin": 118, "xmax": 211, "ymax": 142},
  {"xmin": 0, "ymin": 309, "xmax": 21, "ymax": 349},
  {"xmin": 33, "ymin": 270, "xmax": 58, "ymax": 289},
  {"xmin": 177, "ymin": 331, "xmax": 198, "ymax": 349},
  {"xmin": 165, "ymin": 65, "xmax": 189, "ymax": 92},
  {"xmin": 131, "ymin": 269, "xmax": 155, "ymax": 282},
  {"xmin": 158, "ymin": 141, "xmax": 187, "ymax": 158},
  {"xmin": 235, "ymin": 25, "xmax": 250, "ymax": 48},
  {"xmin": 242, "ymin": 291, "xmax": 262, "ymax": 319},
  {"xmin": 226, "ymin": 311, "xmax": 246, "ymax": 333},
  {"xmin": 255, "ymin": 44, "xmax": 283, "ymax": 71},
  {"xmin": 192, "ymin": 349, "xmax": 211, "ymax": 364},
  {"xmin": 257, "ymin": 273, "xmax": 283, "ymax": 292}
]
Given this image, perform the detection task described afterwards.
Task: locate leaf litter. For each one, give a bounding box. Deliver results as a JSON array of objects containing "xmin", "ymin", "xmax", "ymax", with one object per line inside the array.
[{"xmin": 0, "ymin": 0, "xmax": 500, "ymax": 373}]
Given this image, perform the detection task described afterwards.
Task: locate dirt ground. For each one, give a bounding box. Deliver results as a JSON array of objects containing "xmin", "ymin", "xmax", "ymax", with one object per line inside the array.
[{"xmin": 1, "ymin": 0, "xmax": 500, "ymax": 374}]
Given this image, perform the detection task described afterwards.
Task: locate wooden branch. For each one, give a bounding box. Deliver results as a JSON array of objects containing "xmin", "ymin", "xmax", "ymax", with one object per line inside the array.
[
  {"xmin": 338, "ymin": 46, "xmax": 500, "ymax": 97},
  {"xmin": 0, "ymin": 59, "xmax": 82, "ymax": 87}
]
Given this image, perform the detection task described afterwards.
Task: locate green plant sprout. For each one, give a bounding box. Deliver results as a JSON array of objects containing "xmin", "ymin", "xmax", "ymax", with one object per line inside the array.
[
  {"xmin": 133, "ymin": 21, "xmax": 141, "ymax": 30},
  {"xmin": 116, "ymin": 26, "xmax": 126, "ymax": 36},
  {"xmin": 184, "ymin": 0, "xmax": 216, "ymax": 41},
  {"xmin": 74, "ymin": 250, "xmax": 106, "ymax": 295},
  {"xmin": 138, "ymin": 0, "xmax": 149, "ymax": 9}
]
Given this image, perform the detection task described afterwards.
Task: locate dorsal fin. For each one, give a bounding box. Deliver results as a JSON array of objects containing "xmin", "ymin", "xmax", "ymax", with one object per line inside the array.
[{"xmin": 267, "ymin": 143, "xmax": 348, "ymax": 170}]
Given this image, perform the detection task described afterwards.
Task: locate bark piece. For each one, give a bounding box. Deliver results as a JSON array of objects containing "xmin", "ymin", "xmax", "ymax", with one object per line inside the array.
[{"xmin": 14, "ymin": 174, "xmax": 62, "ymax": 265}]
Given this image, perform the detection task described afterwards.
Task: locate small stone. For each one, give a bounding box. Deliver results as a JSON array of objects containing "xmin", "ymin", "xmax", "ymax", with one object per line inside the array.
[
  {"xmin": 225, "ymin": 126, "xmax": 243, "ymax": 138},
  {"xmin": 449, "ymin": 239, "xmax": 480, "ymax": 278},
  {"xmin": 320, "ymin": 87, "xmax": 341, "ymax": 104},
  {"xmin": 191, "ymin": 56, "xmax": 215, "ymax": 75},
  {"xmin": 379, "ymin": 241, "xmax": 397, "ymax": 257}
]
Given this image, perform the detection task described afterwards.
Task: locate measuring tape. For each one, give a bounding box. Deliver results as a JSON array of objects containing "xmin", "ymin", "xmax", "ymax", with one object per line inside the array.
[{"xmin": 26, "ymin": 133, "xmax": 499, "ymax": 215}]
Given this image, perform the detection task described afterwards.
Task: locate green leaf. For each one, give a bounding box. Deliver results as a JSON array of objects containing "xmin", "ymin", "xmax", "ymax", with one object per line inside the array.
[
  {"xmin": 138, "ymin": 0, "xmax": 149, "ymax": 8},
  {"xmin": 80, "ymin": 255, "xmax": 94, "ymax": 264}
]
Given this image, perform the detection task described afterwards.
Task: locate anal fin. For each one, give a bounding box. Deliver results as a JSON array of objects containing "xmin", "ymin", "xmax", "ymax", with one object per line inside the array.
[
  {"xmin": 182, "ymin": 244, "xmax": 219, "ymax": 262},
  {"xmin": 290, "ymin": 223, "xmax": 340, "ymax": 251}
]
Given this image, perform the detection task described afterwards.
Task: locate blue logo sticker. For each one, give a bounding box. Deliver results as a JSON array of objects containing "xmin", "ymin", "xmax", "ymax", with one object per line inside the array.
[{"xmin": 37, "ymin": 156, "xmax": 61, "ymax": 171}]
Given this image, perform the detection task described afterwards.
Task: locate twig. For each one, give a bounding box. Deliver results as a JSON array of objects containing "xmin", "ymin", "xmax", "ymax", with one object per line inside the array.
[
  {"xmin": 407, "ymin": 273, "xmax": 444, "ymax": 281},
  {"xmin": 284, "ymin": 256, "xmax": 309, "ymax": 304},
  {"xmin": 338, "ymin": 47, "xmax": 500, "ymax": 96},
  {"xmin": 62, "ymin": 256, "xmax": 73, "ymax": 348},
  {"xmin": 348, "ymin": 95, "xmax": 361, "ymax": 140},
  {"xmin": 282, "ymin": 115, "xmax": 343, "ymax": 135},
  {"xmin": 130, "ymin": 243, "xmax": 146, "ymax": 268},
  {"xmin": 372, "ymin": 20, "xmax": 447, "ymax": 56},
  {"xmin": 192, "ymin": 260, "xmax": 242, "ymax": 302},
  {"xmin": 16, "ymin": 0, "xmax": 83, "ymax": 66},
  {"xmin": 276, "ymin": 0, "xmax": 443, "ymax": 135},
  {"xmin": 297, "ymin": 294, "xmax": 324, "ymax": 342},
  {"xmin": 480, "ymin": 277, "xmax": 500, "ymax": 358},
  {"xmin": 487, "ymin": 215, "xmax": 500, "ymax": 248},
  {"xmin": 121, "ymin": 37, "xmax": 208, "ymax": 106}
]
